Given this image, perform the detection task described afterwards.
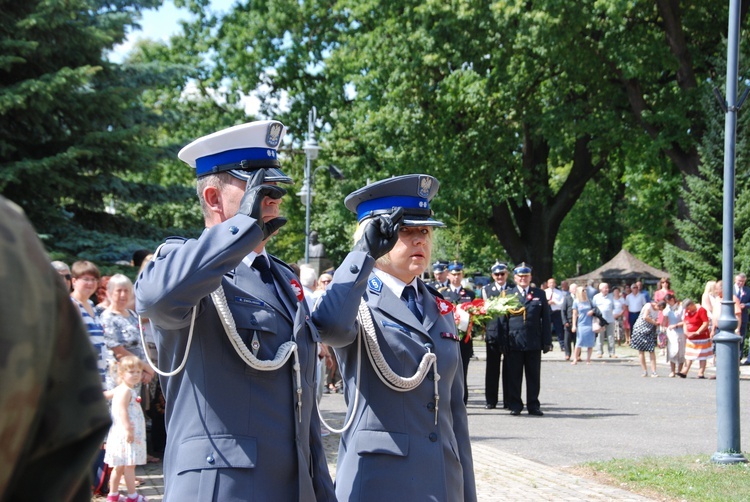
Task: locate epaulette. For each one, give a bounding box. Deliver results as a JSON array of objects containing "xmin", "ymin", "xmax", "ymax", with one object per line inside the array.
[
  {"xmin": 425, "ymin": 283, "xmax": 444, "ymax": 299},
  {"xmin": 437, "ymin": 285, "xmax": 449, "ymax": 293},
  {"xmin": 154, "ymin": 236, "xmax": 188, "ymax": 258}
]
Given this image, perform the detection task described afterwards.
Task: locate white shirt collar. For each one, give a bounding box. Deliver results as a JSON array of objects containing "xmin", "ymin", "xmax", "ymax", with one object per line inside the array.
[
  {"xmin": 373, "ymin": 269, "xmax": 421, "ymax": 302},
  {"xmin": 242, "ymin": 249, "xmax": 270, "ymax": 269}
]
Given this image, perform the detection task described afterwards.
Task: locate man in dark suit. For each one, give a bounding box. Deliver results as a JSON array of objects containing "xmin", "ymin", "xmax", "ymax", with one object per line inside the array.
[
  {"xmin": 482, "ymin": 261, "xmax": 511, "ymax": 409},
  {"xmin": 505, "ymin": 263, "xmax": 552, "ymax": 416},
  {"xmin": 440, "ymin": 260, "xmax": 475, "ymax": 405},
  {"xmin": 734, "ymin": 273, "xmax": 750, "ymax": 364}
]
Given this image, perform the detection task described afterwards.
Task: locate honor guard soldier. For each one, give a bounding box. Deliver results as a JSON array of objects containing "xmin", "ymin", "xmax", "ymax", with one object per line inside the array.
[
  {"xmin": 482, "ymin": 261, "xmax": 511, "ymax": 409},
  {"xmin": 504, "ymin": 263, "xmax": 552, "ymax": 416},
  {"xmin": 439, "ymin": 261, "xmax": 476, "ymax": 405},
  {"xmin": 135, "ymin": 121, "xmax": 335, "ymax": 501},
  {"xmin": 312, "ymin": 174, "xmax": 476, "ymax": 501}
]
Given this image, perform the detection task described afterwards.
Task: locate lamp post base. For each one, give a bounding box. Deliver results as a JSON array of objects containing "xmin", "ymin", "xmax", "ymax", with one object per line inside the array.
[{"xmin": 710, "ymin": 451, "xmax": 748, "ymax": 464}]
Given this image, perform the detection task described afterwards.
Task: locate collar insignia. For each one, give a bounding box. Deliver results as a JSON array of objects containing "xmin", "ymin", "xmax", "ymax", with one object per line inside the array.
[{"xmin": 368, "ymin": 276, "xmax": 383, "ymax": 293}]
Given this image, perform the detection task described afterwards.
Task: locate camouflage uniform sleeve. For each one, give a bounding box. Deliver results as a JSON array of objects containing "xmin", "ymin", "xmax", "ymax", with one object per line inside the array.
[{"xmin": 0, "ymin": 197, "xmax": 111, "ymax": 501}]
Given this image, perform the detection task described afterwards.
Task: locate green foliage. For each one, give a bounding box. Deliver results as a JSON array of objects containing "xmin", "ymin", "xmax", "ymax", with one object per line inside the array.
[
  {"xmin": 0, "ymin": 0, "xmax": 187, "ymax": 261},
  {"xmin": 663, "ymin": 45, "xmax": 750, "ymax": 301},
  {"xmin": 162, "ymin": 0, "xmax": 735, "ymax": 282}
]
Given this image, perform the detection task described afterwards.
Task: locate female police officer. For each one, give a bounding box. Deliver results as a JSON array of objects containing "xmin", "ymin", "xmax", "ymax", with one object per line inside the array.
[{"xmin": 313, "ymin": 174, "xmax": 476, "ymax": 501}]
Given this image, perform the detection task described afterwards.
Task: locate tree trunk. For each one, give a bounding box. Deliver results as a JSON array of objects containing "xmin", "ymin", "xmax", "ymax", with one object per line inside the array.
[{"xmin": 488, "ymin": 129, "xmax": 606, "ymax": 284}]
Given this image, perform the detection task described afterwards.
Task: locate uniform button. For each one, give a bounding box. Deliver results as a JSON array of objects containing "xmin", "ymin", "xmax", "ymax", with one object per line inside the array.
[
  {"xmin": 429, "ymin": 433, "xmax": 438, "ymax": 442},
  {"xmin": 427, "ymin": 402, "xmax": 435, "ymax": 411},
  {"xmin": 249, "ymin": 315, "xmax": 258, "ymax": 325},
  {"xmin": 229, "ymin": 225, "xmax": 239, "ymax": 234},
  {"xmin": 207, "ymin": 455, "xmax": 215, "ymax": 464},
  {"xmin": 424, "ymin": 343, "xmax": 434, "ymax": 350},
  {"xmin": 350, "ymin": 264, "xmax": 359, "ymax": 273}
]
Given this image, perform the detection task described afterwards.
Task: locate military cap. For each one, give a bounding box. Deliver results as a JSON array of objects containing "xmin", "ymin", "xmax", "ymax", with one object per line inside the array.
[
  {"xmin": 178, "ymin": 120, "xmax": 292, "ymax": 184},
  {"xmin": 448, "ymin": 260, "xmax": 464, "ymax": 273},
  {"xmin": 490, "ymin": 261, "xmax": 508, "ymax": 274},
  {"xmin": 513, "ymin": 262, "xmax": 532, "ymax": 276},
  {"xmin": 433, "ymin": 261, "xmax": 447, "ymax": 272},
  {"xmin": 344, "ymin": 174, "xmax": 444, "ymax": 227}
]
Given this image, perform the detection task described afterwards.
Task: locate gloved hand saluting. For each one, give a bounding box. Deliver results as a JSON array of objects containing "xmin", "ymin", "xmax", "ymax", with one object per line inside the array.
[
  {"xmin": 238, "ymin": 169, "xmax": 287, "ymax": 240},
  {"xmin": 352, "ymin": 207, "xmax": 404, "ymax": 260}
]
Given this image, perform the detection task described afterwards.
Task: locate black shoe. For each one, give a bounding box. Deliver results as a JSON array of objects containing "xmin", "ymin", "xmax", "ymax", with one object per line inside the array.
[
  {"xmin": 509, "ymin": 409, "xmax": 521, "ymax": 416},
  {"xmin": 485, "ymin": 403, "xmax": 497, "ymax": 409},
  {"xmin": 528, "ymin": 409, "xmax": 544, "ymax": 416},
  {"xmin": 502, "ymin": 403, "xmax": 509, "ymax": 409}
]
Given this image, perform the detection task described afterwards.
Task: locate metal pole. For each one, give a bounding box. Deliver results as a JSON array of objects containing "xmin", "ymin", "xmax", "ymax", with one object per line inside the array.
[
  {"xmin": 304, "ymin": 156, "xmax": 311, "ymax": 264},
  {"xmin": 711, "ymin": 0, "xmax": 746, "ymax": 465}
]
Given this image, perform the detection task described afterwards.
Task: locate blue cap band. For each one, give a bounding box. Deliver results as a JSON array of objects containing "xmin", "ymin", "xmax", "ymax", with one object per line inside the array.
[
  {"xmin": 195, "ymin": 148, "xmax": 279, "ymax": 177},
  {"xmin": 514, "ymin": 266, "xmax": 532, "ymax": 275},
  {"xmin": 356, "ymin": 195, "xmax": 429, "ymax": 222}
]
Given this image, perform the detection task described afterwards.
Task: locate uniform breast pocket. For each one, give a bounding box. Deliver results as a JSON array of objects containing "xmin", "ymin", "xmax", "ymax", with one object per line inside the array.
[{"xmin": 222, "ymin": 298, "xmax": 280, "ymax": 371}]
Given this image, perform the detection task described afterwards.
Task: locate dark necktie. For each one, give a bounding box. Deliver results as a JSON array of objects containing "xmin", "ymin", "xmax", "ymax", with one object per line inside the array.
[
  {"xmin": 402, "ymin": 286, "xmax": 423, "ymax": 323},
  {"xmin": 253, "ymin": 256, "xmax": 276, "ymax": 295}
]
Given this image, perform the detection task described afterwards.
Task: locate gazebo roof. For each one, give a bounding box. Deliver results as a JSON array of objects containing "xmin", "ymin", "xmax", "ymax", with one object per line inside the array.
[{"xmin": 567, "ymin": 249, "xmax": 669, "ymax": 285}]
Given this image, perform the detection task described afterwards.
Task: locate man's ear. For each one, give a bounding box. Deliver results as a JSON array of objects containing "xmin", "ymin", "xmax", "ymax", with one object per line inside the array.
[
  {"xmin": 203, "ymin": 186, "xmax": 224, "ymax": 222},
  {"xmin": 203, "ymin": 185, "xmax": 223, "ymax": 217}
]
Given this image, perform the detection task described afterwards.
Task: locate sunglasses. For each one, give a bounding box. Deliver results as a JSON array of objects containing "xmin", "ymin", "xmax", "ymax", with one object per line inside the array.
[{"xmin": 492, "ymin": 272, "xmax": 506, "ymax": 276}]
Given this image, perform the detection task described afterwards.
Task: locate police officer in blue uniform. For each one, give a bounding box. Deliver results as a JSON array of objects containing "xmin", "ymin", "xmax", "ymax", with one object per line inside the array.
[
  {"xmin": 504, "ymin": 263, "xmax": 552, "ymax": 416},
  {"xmin": 427, "ymin": 260, "xmax": 449, "ymax": 289},
  {"xmin": 312, "ymin": 174, "xmax": 476, "ymax": 501},
  {"xmin": 135, "ymin": 121, "xmax": 335, "ymax": 501},
  {"xmin": 482, "ymin": 261, "xmax": 511, "ymax": 409},
  {"xmin": 439, "ymin": 261, "xmax": 475, "ymax": 405}
]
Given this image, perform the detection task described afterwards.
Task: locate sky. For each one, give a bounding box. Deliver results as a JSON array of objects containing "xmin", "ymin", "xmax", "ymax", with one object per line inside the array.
[
  {"xmin": 110, "ymin": 0, "xmax": 271, "ymax": 116},
  {"xmin": 110, "ymin": 0, "xmax": 236, "ymax": 63}
]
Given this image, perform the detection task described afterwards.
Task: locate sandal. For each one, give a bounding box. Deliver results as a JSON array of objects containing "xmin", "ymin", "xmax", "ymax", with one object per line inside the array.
[
  {"xmin": 678, "ymin": 372, "xmax": 687, "ymax": 378},
  {"xmin": 668, "ymin": 372, "xmax": 675, "ymax": 378}
]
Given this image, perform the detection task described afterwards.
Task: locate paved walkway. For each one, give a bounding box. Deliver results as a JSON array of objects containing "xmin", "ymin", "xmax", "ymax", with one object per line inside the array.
[{"xmin": 123, "ymin": 341, "xmax": 749, "ymax": 501}]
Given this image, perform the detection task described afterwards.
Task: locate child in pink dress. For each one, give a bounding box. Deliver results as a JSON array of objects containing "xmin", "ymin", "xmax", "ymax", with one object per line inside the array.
[{"xmin": 104, "ymin": 356, "xmax": 148, "ymax": 502}]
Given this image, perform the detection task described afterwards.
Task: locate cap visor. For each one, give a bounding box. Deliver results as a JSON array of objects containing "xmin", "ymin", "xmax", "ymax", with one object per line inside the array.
[
  {"xmin": 228, "ymin": 168, "xmax": 293, "ymax": 184},
  {"xmin": 402, "ymin": 218, "xmax": 445, "ymax": 227}
]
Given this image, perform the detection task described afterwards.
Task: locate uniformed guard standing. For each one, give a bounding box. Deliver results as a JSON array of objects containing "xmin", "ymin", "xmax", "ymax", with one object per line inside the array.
[
  {"xmin": 427, "ymin": 260, "xmax": 449, "ymax": 289},
  {"xmin": 312, "ymin": 174, "xmax": 476, "ymax": 502},
  {"xmin": 504, "ymin": 263, "xmax": 553, "ymax": 416},
  {"xmin": 482, "ymin": 261, "xmax": 511, "ymax": 409},
  {"xmin": 135, "ymin": 121, "xmax": 335, "ymax": 501},
  {"xmin": 439, "ymin": 261, "xmax": 475, "ymax": 405}
]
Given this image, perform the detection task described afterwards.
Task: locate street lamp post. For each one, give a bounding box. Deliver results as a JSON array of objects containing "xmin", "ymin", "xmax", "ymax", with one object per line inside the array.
[
  {"xmin": 301, "ymin": 107, "xmax": 321, "ymax": 265},
  {"xmin": 711, "ymin": 0, "xmax": 747, "ymax": 465}
]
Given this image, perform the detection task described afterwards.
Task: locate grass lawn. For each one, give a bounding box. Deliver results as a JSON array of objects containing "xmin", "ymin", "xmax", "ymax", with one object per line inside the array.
[{"xmin": 571, "ymin": 455, "xmax": 750, "ymax": 501}]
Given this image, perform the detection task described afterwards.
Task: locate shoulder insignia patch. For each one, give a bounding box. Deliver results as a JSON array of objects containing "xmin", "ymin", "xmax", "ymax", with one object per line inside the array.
[
  {"xmin": 290, "ymin": 278, "xmax": 304, "ymax": 302},
  {"xmin": 436, "ymin": 297, "xmax": 454, "ymax": 315}
]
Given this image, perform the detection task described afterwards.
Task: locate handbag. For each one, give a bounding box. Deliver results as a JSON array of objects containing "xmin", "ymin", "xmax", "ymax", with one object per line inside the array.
[
  {"xmin": 592, "ymin": 317, "xmax": 606, "ymax": 334},
  {"xmin": 657, "ymin": 330, "xmax": 667, "ymax": 348}
]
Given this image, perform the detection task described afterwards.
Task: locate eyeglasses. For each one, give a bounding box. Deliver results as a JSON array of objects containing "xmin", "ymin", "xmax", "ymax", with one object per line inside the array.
[
  {"xmin": 492, "ymin": 272, "xmax": 506, "ymax": 276},
  {"xmin": 63, "ymin": 274, "xmax": 71, "ymax": 281},
  {"xmin": 76, "ymin": 277, "xmax": 99, "ymax": 283},
  {"xmin": 320, "ymin": 279, "xmax": 331, "ymax": 284}
]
